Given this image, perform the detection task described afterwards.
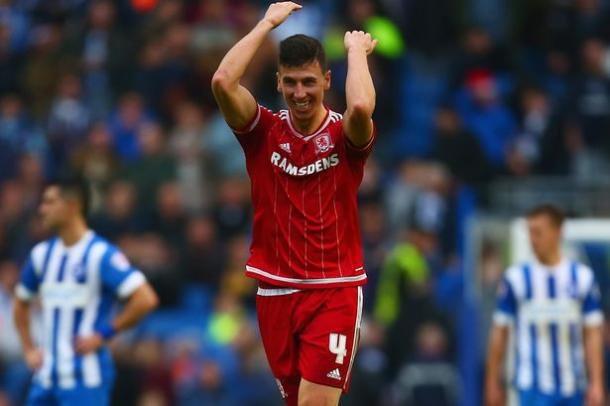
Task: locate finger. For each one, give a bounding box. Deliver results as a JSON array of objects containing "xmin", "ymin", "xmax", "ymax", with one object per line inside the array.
[{"xmin": 371, "ymin": 39, "xmax": 379, "ymax": 49}]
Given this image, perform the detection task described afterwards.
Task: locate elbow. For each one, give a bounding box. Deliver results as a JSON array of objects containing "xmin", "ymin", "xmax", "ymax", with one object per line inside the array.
[
  {"xmin": 348, "ymin": 99, "xmax": 375, "ymax": 120},
  {"xmin": 211, "ymin": 69, "xmax": 233, "ymax": 94},
  {"xmin": 140, "ymin": 285, "xmax": 159, "ymax": 313},
  {"xmin": 147, "ymin": 291, "xmax": 159, "ymax": 312}
]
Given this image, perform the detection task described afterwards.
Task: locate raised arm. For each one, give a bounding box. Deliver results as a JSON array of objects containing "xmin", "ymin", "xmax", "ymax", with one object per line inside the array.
[
  {"xmin": 343, "ymin": 31, "xmax": 377, "ymax": 147},
  {"xmin": 211, "ymin": 2, "xmax": 302, "ymax": 130}
]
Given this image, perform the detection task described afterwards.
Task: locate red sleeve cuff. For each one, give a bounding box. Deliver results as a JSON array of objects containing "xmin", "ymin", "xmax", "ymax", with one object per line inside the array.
[
  {"xmin": 345, "ymin": 125, "xmax": 376, "ymax": 152},
  {"xmin": 231, "ymin": 105, "xmax": 262, "ymax": 135}
]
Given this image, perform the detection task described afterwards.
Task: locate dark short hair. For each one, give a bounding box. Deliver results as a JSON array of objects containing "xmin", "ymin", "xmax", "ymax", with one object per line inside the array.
[
  {"xmin": 526, "ymin": 203, "xmax": 565, "ymax": 228},
  {"xmin": 279, "ymin": 34, "xmax": 326, "ymax": 71},
  {"xmin": 47, "ymin": 178, "xmax": 90, "ymax": 218}
]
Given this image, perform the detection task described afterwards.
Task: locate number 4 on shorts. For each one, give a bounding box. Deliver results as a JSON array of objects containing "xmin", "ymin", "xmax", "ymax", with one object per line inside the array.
[{"xmin": 329, "ymin": 333, "xmax": 347, "ymax": 364}]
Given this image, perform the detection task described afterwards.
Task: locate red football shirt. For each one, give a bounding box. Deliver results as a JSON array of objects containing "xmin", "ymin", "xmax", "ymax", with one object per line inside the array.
[{"xmin": 233, "ymin": 105, "xmax": 375, "ymax": 289}]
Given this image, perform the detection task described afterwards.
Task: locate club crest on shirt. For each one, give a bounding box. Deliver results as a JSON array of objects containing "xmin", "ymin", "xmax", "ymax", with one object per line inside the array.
[
  {"xmin": 111, "ymin": 252, "xmax": 131, "ymax": 272},
  {"xmin": 314, "ymin": 133, "xmax": 333, "ymax": 154}
]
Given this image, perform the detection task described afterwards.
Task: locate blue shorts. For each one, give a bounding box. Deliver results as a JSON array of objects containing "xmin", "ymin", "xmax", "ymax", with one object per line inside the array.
[
  {"xmin": 26, "ymin": 381, "xmax": 113, "ymax": 406},
  {"xmin": 518, "ymin": 389, "xmax": 584, "ymax": 406}
]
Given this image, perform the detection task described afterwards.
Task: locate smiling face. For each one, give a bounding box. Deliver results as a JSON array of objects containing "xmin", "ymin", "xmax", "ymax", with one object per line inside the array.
[{"xmin": 277, "ymin": 61, "xmax": 330, "ymax": 124}]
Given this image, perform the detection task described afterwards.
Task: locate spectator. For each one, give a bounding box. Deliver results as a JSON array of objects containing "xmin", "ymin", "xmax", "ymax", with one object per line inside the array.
[
  {"xmin": 0, "ymin": 94, "xmax": 47, "ymax": 176},
  {"xmin": 90, "ymin": 180, "xmax": 142, "ymax": 240},
  {"xmin": 108, "ymin": 92, "xmax": 155, "ymax": 163},
  {"xmin": 64, "ymin": 0, "xmax": 136, "ymax": 118},
  {"xmin": 47, "ymin": 72, "xmax": 91, "ymax": 173},
  {"xmin": 70, "ymin": 122, "xmax": 122, "ymax": 211},
  {"xmin": 374, "ymin": 222, "xmax": 444, "ymax": 374},
  {"xmin": 432, "ymin": 105, "xmax": 490, "ymax": 186},
  {"xmin": 168, "ymin": 101, "xmax": 216, "ymax": 212},
  {"xmin": 22, "ymin": 24, "xmax": 65, "ymax": 118},
  {"xmin": 567, "ymin": 38, "xmax": 610, "ymax": 177},
  {"xmin": 392, "ymin": 322, "xmax": 459, "ymax": 406},
  {"xmin": 150, "ymin": 181, "xmax": 187, "ymax": 249},
  {"xmin": 210, "ymin": 178, "xmax": 251, "ymax": 242},
  {"xmin": 125, "ymin": 121, "xmax": 176, "ymax": 217},
  {"xmin": 454, "ymin": 68, "xmax": 517, "ymax": 171},
  {"xmin": 180, "ymin": 216, "xmax": 225, "ymax": 290}
]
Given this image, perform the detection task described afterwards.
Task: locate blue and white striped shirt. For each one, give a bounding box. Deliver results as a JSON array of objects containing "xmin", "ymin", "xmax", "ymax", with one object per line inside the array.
[
  {"xmin": 15, "ymin": 230, "xmax": 146, "ymax": 389},
  {"xmin": 493, "ymin": 258, "xmax": 603, "ymax": 396}
]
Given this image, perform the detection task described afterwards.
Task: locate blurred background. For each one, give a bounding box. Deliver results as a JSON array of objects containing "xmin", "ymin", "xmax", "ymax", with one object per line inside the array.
[{"xmin": 2, "ymin": 0, "xmax": 610, "ymax": 405}]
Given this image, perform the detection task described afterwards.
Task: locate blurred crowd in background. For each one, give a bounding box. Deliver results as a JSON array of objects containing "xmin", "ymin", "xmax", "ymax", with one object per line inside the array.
[{"xmin": 2, "ymin": 0, "xmax": 610, "ymax": 405}]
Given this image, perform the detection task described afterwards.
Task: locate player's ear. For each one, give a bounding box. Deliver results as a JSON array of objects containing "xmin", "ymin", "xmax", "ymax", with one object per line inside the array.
[
  {"xmin": 276, "ymin": 72, "xmax": 282, "ymax": 93},
  {"xmin": 324, "ymin": 70, "xmax": 331, "ymax": 91}
]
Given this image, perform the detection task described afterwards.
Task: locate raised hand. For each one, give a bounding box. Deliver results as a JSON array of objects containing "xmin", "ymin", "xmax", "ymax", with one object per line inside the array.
[
  {"xmin": 263, "ymin": 2, "xmax": 302, "ymax": 28},
  {"xmin": 344, "ymin": 31, "xmax": 378, "ymax": 55}
]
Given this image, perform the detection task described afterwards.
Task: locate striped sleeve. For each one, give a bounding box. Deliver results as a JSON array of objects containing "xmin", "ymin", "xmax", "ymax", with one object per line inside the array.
[
  {"xmin": 582, "ymin": 267, "xmax": 603, "ymax": 326},
  {"xmin": 15, "ymin": 242, "xmax": 48, "ymax": 301},
  {"xmin": 100, "ymin": 245, "xmax": 146, "ymax": 299},
  {"xmin": 493, "ymin": 271, "xmax": 518, "ymax": 326},
  {"xmin": 15, "ymin": 255, "xmax": 38, "ymax": 300}
]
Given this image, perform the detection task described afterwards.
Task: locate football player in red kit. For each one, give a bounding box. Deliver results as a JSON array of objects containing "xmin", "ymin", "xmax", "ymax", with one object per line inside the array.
[{"xmin": 211, "ymin": 2, "xmax": 377, "ymax": 405}]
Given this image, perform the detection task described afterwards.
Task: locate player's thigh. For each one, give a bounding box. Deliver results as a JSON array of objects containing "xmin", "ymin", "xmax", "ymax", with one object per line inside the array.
[
  {"xmin": 298, "ymin": 286, "xmax": 363, "ymax": 392},
  {"xmin": 25, "ymin": 383, "xmax": 56, "ymax": 406},
  {"xmin": 256, "ymin": 293, "xmax": 300, "ymax": 376},
  {"xmin": 57, "ymin": 384, "xmax": 112, "ymax": 406},
  {"xmin": 298, "ymin": 378, "xmax": 341, "ymax": 406},
  {"xmin": 256, "ymin": 292, "xmax": 301, "ymax": 401}
]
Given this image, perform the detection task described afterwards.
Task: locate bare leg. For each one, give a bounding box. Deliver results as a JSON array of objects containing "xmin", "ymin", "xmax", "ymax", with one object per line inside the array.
[{"xmin": 297, "ymin": 378, "xmax": 342, "ymax": 406}]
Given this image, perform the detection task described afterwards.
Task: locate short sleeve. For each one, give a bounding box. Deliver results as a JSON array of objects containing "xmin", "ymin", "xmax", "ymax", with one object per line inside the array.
[
  {"xmin": 582, "ymin": 275, "xmax": 603, "ymax": 327},
  {"xmin": 344, "ymin": 120, "xmax": 377, "ymax": 161},
  {"xmin": 493, "ymin": 277, "xmax": 517, "ymax": 326},
  {"xmin": 100, "ymin": 247, "xmax": 146, "ymax": 299},
  {"xmin": 15, "ymin": 255, "xmax": 38, "ymax": 301},
  {"xmin": 232, "ymin": 104, "xmax": 275, "ymax": 151}
]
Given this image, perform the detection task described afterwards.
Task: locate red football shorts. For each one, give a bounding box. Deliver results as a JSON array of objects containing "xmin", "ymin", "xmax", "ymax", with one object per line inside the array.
[{"xmin": 256, "ymin": 286, "xmax": 363, "ymax": 404}]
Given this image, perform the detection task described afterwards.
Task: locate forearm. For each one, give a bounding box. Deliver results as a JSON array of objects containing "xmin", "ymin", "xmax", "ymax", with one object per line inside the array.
[
  {"xmin": 109, "ymin": 284, "xmax": 158, "ymax": 333},
  {"xmin": 213, "ymin": 20, "xmax": 274, "ymax": 89},
  {"xmin": 486, "ymin": 327, "xmax": 508, "ymax": 387},
  {"xmin": 584, "ymin": 326, "xmax": 604, "ymax": 386},
  {"xmin": 345, "ymin": 47, "xmax": 375, "ymax": 116},
  {"xmin": 13, "ymin": 299, "xmax": 35, "ymax": 351}
]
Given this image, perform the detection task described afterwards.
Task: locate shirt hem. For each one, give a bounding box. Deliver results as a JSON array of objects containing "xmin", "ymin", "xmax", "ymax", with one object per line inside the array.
[{"xmin": 246, "ymin": 265, "xmax": 367, "ymax": 289}]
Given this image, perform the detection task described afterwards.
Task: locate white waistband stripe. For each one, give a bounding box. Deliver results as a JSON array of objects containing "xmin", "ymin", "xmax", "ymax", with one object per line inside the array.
[
  {"xmin": 246, "ymin": 265, "xmax": 366, "ymax": 285},
  {"xmin": 257, "ymin": 287, "xmax": 301, "ymax": 296}
]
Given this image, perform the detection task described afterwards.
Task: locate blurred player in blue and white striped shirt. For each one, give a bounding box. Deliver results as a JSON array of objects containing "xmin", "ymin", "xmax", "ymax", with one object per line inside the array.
[
  {"xmin": 485, "ymin": 204, "xmax": 604, "ymax": 406},
  {"xmin": 12, "ymin": 179, "xmax": 158, "ymax": 405}
]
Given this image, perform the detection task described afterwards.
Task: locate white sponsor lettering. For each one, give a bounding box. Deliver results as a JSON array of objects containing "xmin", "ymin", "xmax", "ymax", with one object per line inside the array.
[
  {"xmin": 271, "ymin": 152, "xmax": 340, "ymax": 177},
  {"xmin": 271, "ymin": 152, "xmax": 281, "ymax": 165}
]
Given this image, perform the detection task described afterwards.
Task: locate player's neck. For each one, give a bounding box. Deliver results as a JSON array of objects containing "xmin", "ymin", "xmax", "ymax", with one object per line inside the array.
[
  {"xmin": 291, "ymin": 105, "xmax": 327, "ymax": 135},
  {"xmin": 58, "ymin": 219, "xmax": 89, "ymax": 247},
  {"xmin": 537, "ymin": 251, "xmax": 562, "ymax": 268}
]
